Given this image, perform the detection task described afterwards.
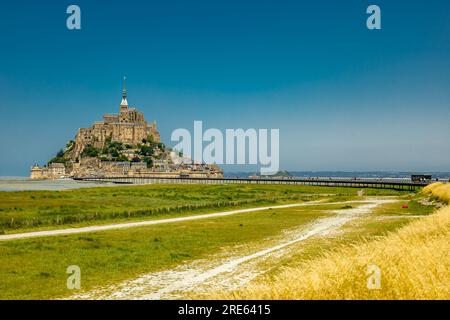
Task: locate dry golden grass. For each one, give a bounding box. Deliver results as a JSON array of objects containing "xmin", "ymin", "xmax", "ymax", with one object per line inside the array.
[
  {"xmin": 214, "ymin": 198, "xmax": 450, "ymax": 299},
  {"xmin": 422, "ymin": 182, "xmax": 450, "ymax": 203}
]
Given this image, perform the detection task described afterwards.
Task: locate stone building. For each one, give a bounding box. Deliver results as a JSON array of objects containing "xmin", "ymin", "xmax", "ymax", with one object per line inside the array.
[
  {"xmin": 30, "ymin": 78, "xmax": 223, "ymax": 180},
  {"xmin": 30, "ymin": 163, "xmax": 66, "ymax": 180},
  {"xmin": 72, "ymin": 77, "xmax": 160, "ymax": 159}
]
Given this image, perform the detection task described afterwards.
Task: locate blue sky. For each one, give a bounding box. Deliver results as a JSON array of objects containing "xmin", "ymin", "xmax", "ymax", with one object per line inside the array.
[{"xmin": 0, "ymin": 0, "xmax": 449, "ymax": 175}]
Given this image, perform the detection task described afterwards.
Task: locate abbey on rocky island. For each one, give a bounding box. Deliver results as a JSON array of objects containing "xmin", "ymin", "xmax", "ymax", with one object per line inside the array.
[
  {"xmin": 72, "ymin": 79, "xmax": 161, "ymax": 160},
  {"xmin": 31, "ymin": 78, "xmax": 223, "ymax": 179}
]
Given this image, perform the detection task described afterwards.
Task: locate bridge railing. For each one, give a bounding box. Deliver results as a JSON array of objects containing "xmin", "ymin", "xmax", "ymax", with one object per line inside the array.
[{"xmin": 74, "ymin": 175, "xmax": 434, "ymax": 190}]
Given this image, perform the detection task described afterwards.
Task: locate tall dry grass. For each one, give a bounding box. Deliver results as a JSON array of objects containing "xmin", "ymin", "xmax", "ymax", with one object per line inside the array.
[
  {"xmin": 214, "ymin": 188, "xmax": 450, "ymax": 300},
  {"xmin": 422, "ymin": 182, "xmax": 450, "ymax": 203}
]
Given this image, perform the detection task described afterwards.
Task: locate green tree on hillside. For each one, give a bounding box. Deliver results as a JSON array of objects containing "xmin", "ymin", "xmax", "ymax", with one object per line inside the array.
[
  {"xmin": 48, "ymin": 149, "xmax": 66, "ymax": 165},
  {"xmin": 139, "ymin": 145, "xmax": 154, "ymax": 156},
  {"xmin": 143, "ymin": 156, "xmax": 153, "ymax": 168},
  {"xmin": 81, "ymin": 145, "xmax": 99, "ymax": 158},
  {"xmin": 114, "ymin": 155, "xmax": 129, "ymax": 162}
]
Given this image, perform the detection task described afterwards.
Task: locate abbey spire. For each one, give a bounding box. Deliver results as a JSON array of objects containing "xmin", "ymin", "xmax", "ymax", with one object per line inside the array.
[{"xmin": 120, "ymin": 76, "xmax": 128, "ymax": 112}]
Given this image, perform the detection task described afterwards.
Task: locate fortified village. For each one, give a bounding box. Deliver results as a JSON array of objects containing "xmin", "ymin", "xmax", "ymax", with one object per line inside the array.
[{"xmin": 31, "ymin": 79, "xmax": 223, "ymax": 179}]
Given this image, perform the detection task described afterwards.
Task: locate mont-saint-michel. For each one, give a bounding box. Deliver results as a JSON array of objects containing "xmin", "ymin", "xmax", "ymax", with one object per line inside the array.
[
  {"xmin": 1, "ymin": 1, "xmax": 449, "ymax": 303},
  {"xmin": 30, "ymin": 79, "xmax": 223, "ymax": 180}
]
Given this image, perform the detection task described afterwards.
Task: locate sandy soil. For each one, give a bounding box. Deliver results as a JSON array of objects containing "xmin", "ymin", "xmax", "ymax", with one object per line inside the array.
[{"xmin": 69, "ymin": 198, "xmax": 397, "ymax": 300}]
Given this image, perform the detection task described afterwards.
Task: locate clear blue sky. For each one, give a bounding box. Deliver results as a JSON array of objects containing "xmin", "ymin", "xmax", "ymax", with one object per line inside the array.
[{"xmin": 1, "ymin": 0, "xmax": 449, "ymax": 175}]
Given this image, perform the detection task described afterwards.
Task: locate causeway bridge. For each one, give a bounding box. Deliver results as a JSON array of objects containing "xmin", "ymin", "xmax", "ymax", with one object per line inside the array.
[{"xmin": 74, "ymin": 176, "xmax": 434, "ymax": 191}]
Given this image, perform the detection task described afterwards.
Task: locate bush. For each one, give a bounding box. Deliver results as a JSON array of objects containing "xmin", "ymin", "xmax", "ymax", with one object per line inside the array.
[
  {"xmin": 48, "ymin": 157, "xmax": 65, "ymax": 165},
  {"xmin": 111, "ymin": 149, "xmax": 120, "ymax": 158},
  {"xmin": 81, "ymin": 145, "xmax": 99, "ymax": 157},
  {"xmin": 143, "ymin": 156, "xmax": 153, "ymax": 168},
  {"xmin": 113, "ymin": 155, "xmax": 129, "ymax": 162},
  {"xmin": 101, "ymin": 139, "xmax": 125, "ymax": 156},
  {"xmin": 109, "ymin": 141, "xmax": 124, "ymax": 151},
  {"xmin": 66, "ymin": 140, "xmax": 75, "ymax": 149},
  {"xmin": 139, "ymin": 145, "xmax": 154, "ymax": 156}
]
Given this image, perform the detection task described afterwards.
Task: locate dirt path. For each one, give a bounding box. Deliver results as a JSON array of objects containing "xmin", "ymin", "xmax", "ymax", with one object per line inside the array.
[
  {"xmin": 0, "ymin": 200, "xmax": 369, "ymax": 241},
  {"xmin": 69, "ymin": 199, "xmax": 397, "ymax": 300}
]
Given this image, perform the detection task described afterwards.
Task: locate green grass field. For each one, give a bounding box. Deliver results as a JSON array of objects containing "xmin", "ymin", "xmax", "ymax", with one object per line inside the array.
[
  {"xmin": 0, "ymin": 184, "xmax": 405, "ymax": 233},
  {"xmin": 0, "ymin": 184, "xmax": 434, "ymax": 300}
]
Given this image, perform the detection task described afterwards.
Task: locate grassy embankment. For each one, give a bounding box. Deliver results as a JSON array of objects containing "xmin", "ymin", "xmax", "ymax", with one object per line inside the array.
[
  {"xmin": 213, "ymin": 182, "xmax": 450, "ymax": 299},
  {"xmin": 422, "ymin": 182, "xmax": 450, "ymax": 203},
  {"xmin": 0, "ymin": 184, "xmax": 414, "ymax": 299},
  {"xmin": 0, "ymin": 184, "xmax": 401, "ymax": 234}
]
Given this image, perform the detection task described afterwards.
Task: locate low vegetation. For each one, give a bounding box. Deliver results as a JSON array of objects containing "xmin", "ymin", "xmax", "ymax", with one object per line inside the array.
[
  {"xmin": 0, "ymin": 204, "xmax": 337, "ymax": 299},
  {"xmin": 1, "ymin": 183, "xmax": 439, "ymax": 299},
  {"xmin": 422, "ymin": 182, "xmax": 450, "ymax": 203},
  {"xmin": 212, "ymin": 183, "xmax": 449, "ymax": 300},
  {"xmin": 0, "ymin": 184, "xmax": 404, "ymax": 233}
]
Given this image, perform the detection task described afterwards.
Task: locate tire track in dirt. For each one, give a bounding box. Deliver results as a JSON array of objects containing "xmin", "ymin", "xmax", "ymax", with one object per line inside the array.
[{"xmin": 70, "ymin": 199, "xmax": 397, "ymax": 300}]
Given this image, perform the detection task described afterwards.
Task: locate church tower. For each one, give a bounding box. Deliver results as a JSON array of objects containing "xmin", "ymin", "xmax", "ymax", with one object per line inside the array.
[{"xmin": 120, "ymin": 76, "xmax": 128, "ymax": 113}]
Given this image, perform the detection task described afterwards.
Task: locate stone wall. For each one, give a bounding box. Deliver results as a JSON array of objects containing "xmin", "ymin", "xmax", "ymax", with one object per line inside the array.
[{"xmin": 69, "ymin": 157, "xmax": 223, "ymax": 179}]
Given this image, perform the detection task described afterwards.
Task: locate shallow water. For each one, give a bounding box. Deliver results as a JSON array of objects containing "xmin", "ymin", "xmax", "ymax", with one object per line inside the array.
[{"xmin": 0, "ymin": 177, "xmax": 115, "ymax": 191}]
